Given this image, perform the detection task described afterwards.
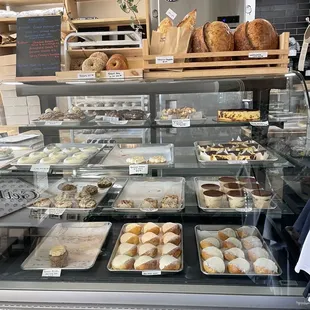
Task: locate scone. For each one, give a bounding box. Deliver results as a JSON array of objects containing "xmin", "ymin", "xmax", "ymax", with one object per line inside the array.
[
  {"xmin": 33, "ymin": 197, "xmax": 52, "ymax": 208},
  {"xmin": 242, "ymin": 236, "xmax": 263, "ymax": 250},
  {"xmin": 218, "ymin": 228, "xmax": 236, "ymax": 241},
  {"xmin": 134, "ymin": 256, "xmax": 157, "ymax": 270},
  {"xmin": 117, "ymin": 200, "xmax": 134, "ymax": 209},
  {"xmin": 138, "ymin": 243, "xmax": 158, "ymax": 258},
  {"xmin": 203, "ymin": 257, "xmax": 225, "ymax": 274},
  {"xmin": 159, "ymin": 255, "xmax": 181, "ymax": 271},
  {"xmin": 200, "ymin": 237, "xmax": 220, "ymax": 249},
  {"xmin": 79, "ymin": 197, "xmax": 96, "ymax": 209},
  {"xmin": 223, "ymin": 248, "xmax": 245, "ymax": 261},
  {"xmin": 97, "ymin": 177, "xmax": 113, "ymax": 189},
  {"xmin": 124, "ymin": 223, "xmax": 142, "ymax": 235},
  {"xmin": 248, "ymin": 247, "xmax": 269, "ymax": 262},
  {"xmin": 143, "ymin": 222, "xmax": 160, "ymax": 235},
  {"xmin": 141, "ymin": 232, "xmax": 160, "ymax": 246},
  {"xmin": 140, "ymin": 198, "xmax": 158, "ymax": 210},
  {"xmin": 161, "ymin": 195, "xmax": 179, "ymax": 209},
  {"xmin": 162, "ymin": 223, "xmax": 180, "ymax": 234},
  {"xmin": 201, "ymin": 246, "xmax": 223, "ymax": 260},
  {"xmin": 117, "ymin": 243, "xmax": 137, "ymax": 257},
  {"xmin": 82, "ymin": 185, "xmax": 98, "ymax": 196},
  {"xmin": 253, "ymin": 258, "xmax": 278, "ymax": 274},
  {"xmin": 236, "ymin": 226, "xmax": 257, "ymax": 239},
  {"xmin": 120, "ymin": 233, "xmax": 139, "ymax": 245},
  {"xmin": 163, "ymin": 232, "xmax": 181, "ymax": 245},
  {"xmin": 162, "ymin": 243, "xmax": 182, "ymax": 258},
  {"xmin": 222, "ymin": 237, "xmax": 242, "ymax": 249},
  {"xmin": 49, "ymin": 245, "xmax": 68, "ymax": 268},
  {"xmin": 227, "ymin": 258, "xmax": 250, "ymax": 274},
  {"xmin": 112, "ymin": 255, "xmax": 135, "ymax": 270}
]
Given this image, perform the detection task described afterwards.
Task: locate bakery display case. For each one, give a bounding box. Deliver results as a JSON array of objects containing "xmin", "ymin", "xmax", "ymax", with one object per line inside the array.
[{"xmin": 0, "ymin": 71, "xmax": 309, "ymax": 310}]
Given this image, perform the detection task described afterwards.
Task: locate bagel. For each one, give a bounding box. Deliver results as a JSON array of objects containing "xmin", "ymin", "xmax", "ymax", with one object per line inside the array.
[
  {"xmin": 82, "ymin": 57, "xmax": 105, "ymax": 72},
  {"xmin": 89, "ymin": 52, "xmax": 108, "ymax": 68},
  {"xmin": 106, "ymin": 54, "xmax": 128, "ymax": 70},
  {"xmin": 70, "ymin": 58, "xmax": 85, "ymax": 70}
]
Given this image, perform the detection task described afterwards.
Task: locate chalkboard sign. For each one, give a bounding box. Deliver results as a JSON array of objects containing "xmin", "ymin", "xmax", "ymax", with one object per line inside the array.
[{"xmin": 16, "ymin": 16, "xmax": 61, "ymax": 77}]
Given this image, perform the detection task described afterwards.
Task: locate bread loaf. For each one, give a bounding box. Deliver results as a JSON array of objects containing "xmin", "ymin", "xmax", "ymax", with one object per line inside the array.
[
  {"xmin": 177, "ymin": 9, "xmax": 197, "ymax": 30},
  {"xmin": 157, "ymin": 17, "xmax": 173, "ymax": 38}
]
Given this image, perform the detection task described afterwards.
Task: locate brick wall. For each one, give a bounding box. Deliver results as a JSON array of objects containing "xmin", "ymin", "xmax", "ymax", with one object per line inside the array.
[{"xmin": 256, "ymin": 0, "xmax": 310, "ymax": 45}]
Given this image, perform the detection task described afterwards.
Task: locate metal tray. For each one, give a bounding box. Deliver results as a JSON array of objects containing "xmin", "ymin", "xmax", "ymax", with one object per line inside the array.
[
  {"xmin": 32, "ymin": 120, "xmax": 81, "ymax": 126},
  {"xmin": 92, "ymin": 113, "xmax": 150, "ymax": 126},
  {"xmin": 194, "ymin": 177, "xmax": 277, "ymax": 213},
  {"xmin": 101, "ymin": 144, "xmax": 174, "ymax": 168},
  {"xmin": 0, "ymin": 134, "xmax": 39, "ymax": 143},
  {"xmin": 155, "ymin": 111, "xmax": 206, "ymax": 125},
  {"xmin": 11, "ymin": 143, "xmax": 104, "ymax": 169},
  {"xmin": 27, "ymin": 177, "xmax": 116, "ymax": 212},
  {"xmin": 113, "ymin": 177, "xmax": 185, "ymax": 213},
  {"xmin": 195, "ymin": 224, "xmax": 282, "ymax": 277},
  {"xmin": 194, "ymin": 141, "xmax": 278, "ymax": 165},
  {"xmin": 0, "ymin": 146, "xmax": 34, "ymax": 169},
  {"xmin": 107, "ymin": 222, "xmax": 183, "ymax": 274},
  {"xmin": 21, "ymin": 222, "xmax": 112, "ymax": 270}
]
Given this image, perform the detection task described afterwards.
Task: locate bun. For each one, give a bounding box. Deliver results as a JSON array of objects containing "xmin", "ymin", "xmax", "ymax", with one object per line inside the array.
[
  {"xmin": 70, "ymin": 58, "xmax": 85, "ymax": 70},
  {"xmin": 141, "ymin": 232, "xmax": 160, "ymax": 246},
  {"xmin": 201, "ymin": 246, "xmax": 223, "ymax": 260},
  {"xmin": 228, "ymin": 258, "xmax": 250, "ymax": 274},
  {"xmin": 82, "ymin": 57, "xmax": 105, "ymax": 72},
  {"xmin": 134, "ymin": 256, "xmax": 157, "ymax": 270},
  {"xmin": 162, "ymin": 243, "xmax": 182, "ymax": 258},
  {"xmin": 200, "ymin": 237, "xmax": 220, "ymax": 249},
  {"xmin": 253, "ymin": 258, "xmax": 278, "ymax": 274},
  {"xmin": 242, "ymin": 236, "xmax": 263, "ymax": 250},
  {"xmin": 236, "ymin": 226, "xmax": 257, "ymax": 239},
  {"xmin": 162, "ymin": 223, "xmax": 180, "ymax": 234},
  {"xmin": 177, "ymin": 9, "xmax": 197, "ymax": 30},
  {"xmin": 157, "ymin": 17, "xmax": 173, "ymax": 37},
  {"xmin": 163, "ymin": 232, "xmax": 181, "ymax": 245},
  {"xmin": 159, "ymin": 255, "xmax": 181, "ymax": 271},
  {"xmin": 90, "ymin": 51, "xmax": 108, "ymax": 65},
  {"xmin": 117, "ymin": 243, "xmax": 137, "ymax": 257},
  {"xmin": 138, "ymin": 244, "xmax": 158, "ymax": 258},
  {"xmin": 224, "ymin": 248, "xmax": 245, "ymax": 261},
  {"xmin": 222, "ymin": 237, "xmax": 242, "ymax": 249},
  {"xmin": 203, "ymin": 257, "xmax": 225, "ymax": 274},
  {"xmin": 125, "ymin": 223, "xmax": 142, "ymax": 235},
  {"xmin": 234, "ymin": 19, "xmax": 279, "ymax": 59},
  {"xmin": 143, "ymin": 223, "xmax": 160, "ymax": 235},
  {"xmin": 106, "ymin": 54, "xmax": 128, "ymax": 70},
  {"xmin": 120, "ymin": 233, "xmax": 139, "ymax": 245},
  {"xmin": 218, "ymin": 228, "xmax": 236, "ymax": 241},
  {"xmin": 248, "ymin": 247, "xmax": 269, "ymax": 262},
  {"xmin": 112, "ymin": 255, "xmax": 135, "ymax": 270}
]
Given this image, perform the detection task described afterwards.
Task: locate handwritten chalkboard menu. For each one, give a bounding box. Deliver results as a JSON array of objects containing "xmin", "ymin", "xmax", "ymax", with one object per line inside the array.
[{"xmin": 16, "ymin": 16, "xmax": 61, "ymax": 77}]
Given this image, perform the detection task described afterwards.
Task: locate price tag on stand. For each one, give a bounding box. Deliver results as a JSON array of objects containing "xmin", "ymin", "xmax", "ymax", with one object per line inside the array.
[
  {"xmin": 45, "ymin": 208, "xmax": 66, "ymax": 216},
  {"xmin": 250, "ymin": 121, "xmax": 269, "ymax": 127},
  {"xmin": 45, "ymin": 121, "xmax": 63, "ymax": 126},
  {"xmin": 42, "ymin": 268, "xmax": 61, "ymax": 277},
  {"xmin": 77, "ymin": 72, "xmax": 96, "ymax": 80},
  {"xmin": 142, "ymin": 271, "xmax": 161, "ymax": 276},
  {"xmin": 172, "ymin": 119, "xmax": 190, "ymax": 128},
  {"xmin": 248, "ymin": 52, "xmax": 268, "ymax": 58},
  {"xmin": 129, "ymin": 164, "xmax": 148, "ymax": 175},
  {"xmin": 166, "ymin": 8, "xmax": 177, "ymax": 20},
  {"xmin": 31, "ymin": 165, "xmax": 50, "ymax": 173},
  {"xmin": 156, "ymin": 56, "xmax": 174, "ymax": 65},
  {"xmin": 106, "ymin": 71, "xmax": 125, "ymax": 80},
  {"xmin": 228, "ymin": 160, "xmax": 248, "ymax": 165}
]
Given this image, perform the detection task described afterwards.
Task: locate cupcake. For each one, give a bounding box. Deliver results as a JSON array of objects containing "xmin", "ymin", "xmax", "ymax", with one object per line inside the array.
[
  {"xmin": 203, "ymin": 257, "xmax": 225, "ymax": 274},
  {"xmin": 218, "ymin": 176, "xmax": 238, "ymax": 190},
  {"xmin": 227, "ymin": 190, "xmax": 246, "ymax": 209},
  {"xmin": 243, "ymin": 183, "xmax": 262, "ymax": 193},
  {"xmin": 251, "ymin": 190, "xmax": 273, "ymax": 209},
  {"xmin": 203, "ymin": 190, "xmax": 225, "ymax": 209}
]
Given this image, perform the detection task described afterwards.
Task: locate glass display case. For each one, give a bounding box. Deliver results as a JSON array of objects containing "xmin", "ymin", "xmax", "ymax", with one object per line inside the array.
[{"xmin": 0, "ymin": 71, "xmax": 309, "ymax": 310}]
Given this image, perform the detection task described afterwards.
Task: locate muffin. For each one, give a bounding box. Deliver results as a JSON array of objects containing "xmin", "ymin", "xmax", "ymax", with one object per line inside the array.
[
  {"xmin": 218, "ymin": 228, "xmax": 236, "ymax": 241},
  {"xmin": 162, "ymin": 243, "xmax": 182, "ymax": 258},
  {"xmin": 163, "ymin": 232, "xmax": 181, "ymax": 245},
  {"xmin": 141, "ymin": 232, "xmax": 160, "ymax": 246},
  {"xmin": 242, "ymin": 236, "xmax": 263, "ymax": 250},
  {"xmin": 253, "ymin": 258, "xmax": 278, "ymax": 274},
  {"xmin": 223, "ymin": 248, "xmax": 245, "ymax": 261},
  {"xmin": 134, "ymin": 256, "xmax": 157, "ymax": 270},
  {"xmin": 201, "ymin": 246, "xmax": 223, "ymax": 260},
  {"xmin": 143, "ymin": 222, "xmax": 160, "ymax": 235},
  {"xmin": 162, "ymin": 223, "xmax": 180, "ymax": 234},
  {"xmin": 112, "ymin": 255, "xmax": 135, "ymax": 270},
  {"xmin": 222, "ymin": 237, "xmax": 242, "ymax": 249},
  {"xmin": 159, "ymin": 255, "xmax": 181, "ymax": 271},
  {"xmin": 117, "ymin": 243, "xmax": 137, "ymax": 257},
  {"xmin": 124, "ymin": 223, "xmax": 142, "ymax": 235},
  {"xmin": 138, "ymin": 243, "xmax": 158, "ymax": 258},
  {"xmin": 203, "ymin": 257, "xmax": 225, "ymax": 274},
  {"xmin": 120, "ymin": 233, "xmax": 139, "ymax": 245},
  {"xmin": 248, "ymin": 247, "xmax": 269, "ymax": 262},
  {"xmin": 200, "ymin": 237, "xmax": 220, "ymax": 249},
  {"xmin": 49, "ymin": 245, "xmax": 68, "ymax": 268},
  {"xmin": 227, "ymin": 258, "xmax": 250, "ymax": 274},
  {"xmin": 236, "ymin": 226, "xmax": 257, "ymax": 239}
]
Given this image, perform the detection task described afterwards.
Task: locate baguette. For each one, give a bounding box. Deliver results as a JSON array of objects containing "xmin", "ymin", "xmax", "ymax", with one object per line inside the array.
[{"xmin": 177, "ymin": 9, "xmax": 197, "ymax": 30}]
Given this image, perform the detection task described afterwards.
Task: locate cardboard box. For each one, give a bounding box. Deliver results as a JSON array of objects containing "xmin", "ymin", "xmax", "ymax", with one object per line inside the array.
[
  {"xmin": 1, "ymin": 89, "xmax": 17, "ymax": 98},
  {"xmin": 2, "ymin": 97, "xmax": 27, "ymax": 107},
  {"xmin": 4, "ymin": 105, "xmax": 28, "ymax": 116},
  {"xmin": 27, "ymin": 96, "xmax": 40, "ymax": 107},
  {"xmin": 6, "ymin": 115, "xmax": 29, "ymax": 125},
  {"xmin": 28, "ymin": 105, "xmax": 41, "ymax": 115}
]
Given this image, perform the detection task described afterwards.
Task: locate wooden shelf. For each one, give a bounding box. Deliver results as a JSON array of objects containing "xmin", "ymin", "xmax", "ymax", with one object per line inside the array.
[
  {"xmin": 0, "ymin": 43, "xmax": 16, "ymax": 47},
  {"xmin": 0, "ymin": 0, "xmax": 63, "ymax": 5},
  {"xmin": 71, "ymin": 17, "xmax": 146, "ymax": 28},
  {"xmin": 0, "ymin": 17, "xmax": 16, "ymax": 24}
]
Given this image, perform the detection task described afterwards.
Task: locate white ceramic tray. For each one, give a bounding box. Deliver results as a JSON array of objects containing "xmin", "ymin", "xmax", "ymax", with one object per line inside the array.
[
  {"xmin": 21, "ymin": 222, "xmax": 112, "ymax": 270},
  {"xmin": 113, "ymin": 177, "xmax": 185, "ymax": 213}
]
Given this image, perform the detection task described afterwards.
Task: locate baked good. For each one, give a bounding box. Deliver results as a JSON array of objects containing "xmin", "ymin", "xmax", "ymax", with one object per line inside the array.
[
  {"xmin": 117, "ymin": 243, "xmax": 137, "ymax": 257},
  {"xmin": 253, "ymin": 258, "xmax": 278, "ymax": 274},
  {"xmin": 201, "ymin": 246, "xmax": 223, "ymax": 260},
  {"xmin": 159, "ymin": 255, "xmax": 181, "ymax": 271},
  {"xmin": 120, "ymin": 233, "xmax": 139, "ymax": 245},
  {"xmin": 143, "ymin": 223, "xmax": 160, "ymax": 235},
  {"xmin": 203, "ymin": 257, "xmax": 225, "ymax": 274},
  {"xmin": 124, "ymin": 223, "xmax": 142, "ymax": 235},
  {"xmin": 106, "ymin": 54, "xmax": 128, "ymax": 71},
  {"xmin": 148, "ymin": 155, "xmax": 167, "ymax": 164},
  {"xmin": 54, "ymin": 199, "xmax": 73, "ymax": 209},
  {"xmin": 49, "ymin": 152, "xmax": 68, "ymax": 161},
  {"xmin": 17, "ymin": 156, "xmax": 38, "ymax": 164},
  {"xmin": 63, "ymin": 147, "xmax": 80, "ymax": 155},
  {"xmin": 89, "ymin": 52, "xmax": 108, "ymax": 66},
  {"xmin": 49, "ymin": 245, "xmax": 68, "ymax": 268},
  {"xmin": 126, "ymin": 156, "xmax": 146, "ymax": 164},
  {"xmin": 227, "ymin": 258, "xmax": 250, "ymax": 274},
  {"xmin": 70, "ymin": 58, "xmax": 85, "ymax": 70},
  {"xmin": 200, "ymin": 237, "xmax": 220, "ymax": 249},
  {"xmin": 82, "ymin": 57, "xmax": 105, "ymax": 72},
  {"xmin": 117, "ymin": 200, "xmax": 134, "ymax": 209},
  {"xmin": 138, "ymin": 243, "xmax": 157, "ymax": 258},
  {"xmin": 75, "ymin": 191, "xmax": 91, "ymax": 202},
  {"xmin": 242, "ymin": 236, "xmax": 263, "ymax": 250},
  {"xmin": 157, "ymin": 17, "xmax": 173, "ymax": 37},
  {"xmin": 80, "ymin": 146, "xmax": 99, "ymax": 154},
  {"xmin": 40, "ymin": 157, "xmax": 59, "ymax": 164},
  {"xmin": 79, "ymin": 197, "xmax": 96, "ymax": 209},
  {"xmin": 234, "ymin": 19, "xmax": 279, "ymax": 59},
  {"xmin": 0, "ymin": 148, "xmax": 12, "ymax": 159},
  {"xmin": 218, "ymin": 228, "xmax": 236, "ymax": 241},
  {"xmin": 33, "ymin": 197, "xmax": 52, "ymax": 208},
  {"xmin": 248, "ymin": 247, "xmax": 269, "ymax": 262},
  {"xmin": 161, "ymin": 195, "xmax": 179, "ymax": 209},
  {"xmin": 82, "ymin": 185, "xmax": 98, "ymax": 196},
  {"xmin": 97, "ymin": 177, "xmax": 113, "ymax": 189},
  {"xmin": 238, "ymin": 176, "xmax": 257, "ymax": 185},
  {"xmin": 72, "ymin": 152, "xmax": 89, "ymax": 161},
  {"xmin": 192, "ymin": 25, "xmax": 209, "ymax": 61},
  {"xmin": 236, "ymin": 226, "xmax": 257, "ymax": 239},
  {"xmin": 162, "ymin": 243, "xmax": 181, "ymax": 258},
  {"xmin": 162, "ymin": 223, "xmax": 180, "ymax": 235},
  {"xmin": 111, "ymin": 255, "xmax": 135, "ymax": 270},
  {"xmin": 177, "ymin": 9, "xmax": 197, "ymax": 30},
  {"xmin": 217, "ymin": 109, "xmax": 260, "ymax": 122},
  {"xmin": 140, "ymin": 198, "xmax": 158, "ymax": 210},
  {"xmin": 141, "ymin": 232, "xmax": 160, "ymax": 246},
  {"xmin": 134, "ymin": 256, "xmax": 157, "ymax": 270},
  {"xmin": 63, "ymin": 157, "xmax": 83, "ymax": 165},
  {"xmin": 222, "ymin": 237, "xmax": 242, "ymax": 249},
  {"xmin": 29, "ymin": 151, "xmax": 47, "ymax": 160},
  {"xmin": 43, "ymin": 145, "xmax": 61, "ymax": 154},
  {"xmin": 163, "ymin": 232, "xmax": 181, "ymax": 245},
  {"xmin": 223, "ymin": 248, "xmax": 245, "ymax": 261}
]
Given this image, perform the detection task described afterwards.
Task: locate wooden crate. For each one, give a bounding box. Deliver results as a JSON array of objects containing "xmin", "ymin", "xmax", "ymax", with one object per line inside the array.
[{"xmin": 143, "ymin": 32, "xmax": 290, "ymax": 79}]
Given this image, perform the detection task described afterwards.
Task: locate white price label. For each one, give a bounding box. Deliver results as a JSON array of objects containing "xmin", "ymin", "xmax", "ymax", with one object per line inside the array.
[
  {"xmin": 228, "ymin": 160, "xmax": 248, "ymax": 165},
  {"xmin": 46, "ymin": 208, "xmax": 66, "ymax": 216},
  {"xmin": 172, "ymin": 119, "xmax": 190, "ymax": 128},
  {"xmin": 129, "ymin": 164, "xmax": 148, "ymax": 175},
  {"xmin": 42, "ymin": 268, "xmax": 62, "ymax": 277},
  {"xmin": 78, "ymin": 72, "xmax": 96, "ymax": 79},
  {"xmin": 110, "ymin": 120, "xmax": 128, "ymax": 125},
  {"xmin": 140, "ymin": 208, "xmax": 158, "ymax": 213},
  {"xmin": 156, "ymin": 56, "xmax": 174, "ymax": 65},
  {"xmin": 45, "ymin": 121, "xmax": 63, "ymax": 126},
  {"xmin": 142, "ymin": 270, "xmax": 161, "ymax": 276},
  {"xmin": 166, "ymin": 8, "xmax": 177, "ymax": 20},
  {"xmin": 30, "ymin": 164, "xmax": 50, "ymax": 173},
  {"xmin": 102, "ymin": 116, "xmax": 119, "ymax": 123},
  {"xmin": 106, "ymin": 71, "xmax": 125, "ymax": 80},
  {"xmin": 306, "ymin": 70, "xmax": 310, "ymax": 77},
  {"xmin": 250, "ymin": 121, "xmax": 269, "ymax": 127},
  {"xmin": 248, "ymin": 52, "xmax": 268, "ymax": 58}
]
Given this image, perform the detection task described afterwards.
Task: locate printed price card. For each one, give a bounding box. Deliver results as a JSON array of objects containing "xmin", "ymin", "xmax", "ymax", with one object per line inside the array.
[
  {"xmin": 129, "ymin": 164, "xmax": 148, "ymax": 175},
  {"xmin": 172, "ymin": 119, "xmax": 190, "ymax": 128},
  {"xmin": 42, "ymin": 268, "xmax": 61, "ymax": 277},
  {"xmin": 156, "ymin": 56, "xmax": 174, "ymax": 65}
]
